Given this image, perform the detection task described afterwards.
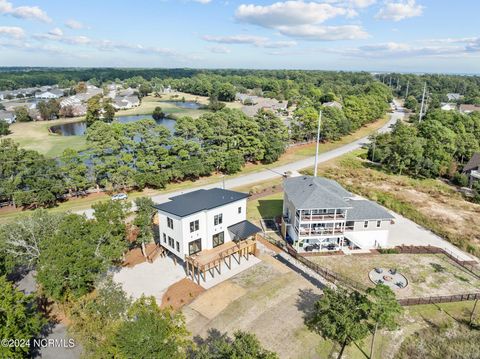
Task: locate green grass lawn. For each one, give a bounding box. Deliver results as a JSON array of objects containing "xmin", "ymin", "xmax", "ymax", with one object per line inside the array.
[{"xmin": 247, "ymin": 192, "xmax": 283, "ymax": 224}]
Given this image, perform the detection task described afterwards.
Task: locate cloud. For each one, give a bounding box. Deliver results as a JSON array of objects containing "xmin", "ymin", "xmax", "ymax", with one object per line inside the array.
[
  {"xmin": 235, "ymin": 1, "xmax": 368, "ymax": 41},
  {"xmin": 277, "ymin": 24, "xmax": 368, "ymax": 41},
  {"xmin": 332, "ymin": 38, "xmax": 480, "ymax": 58},
  {"xmin": 48, "ymin": 27, "xmax": 63, "ymax": 37},
  {"xmin": 376, "ymin": 0, "xmax": 423, "ymax": 21},
  {"xmin": 0, "ymin": 25, "xmax": 24, "ymax": 38},
  {"xmin": 207, "ymin": 45, "xmax": 231, "ymax": 54},
  {"xmin": 203, "ymin": 34, "xmax": 297, "ymax": 48},
  {"xmin": 235, "ymin": 1, "xmax": 349, "ymax": 27},
  {"xmin": 0, "ymin": 0, "xmax": 51, "ymax": 22},
  {"xmin": 65, "ymin": 19, "xmax": 88, "ymax": 30}
]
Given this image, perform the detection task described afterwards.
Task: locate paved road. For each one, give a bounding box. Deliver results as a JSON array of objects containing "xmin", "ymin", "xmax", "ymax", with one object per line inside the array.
[{"xmin": 79, "ymin": 104, "xmax": 404, "ymax": 218}]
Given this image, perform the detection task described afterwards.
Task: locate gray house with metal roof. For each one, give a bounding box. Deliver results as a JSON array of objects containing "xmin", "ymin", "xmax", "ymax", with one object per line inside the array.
[{"xmin": 282, "ymin": 176, "xmax": 394, "ymax": 252}]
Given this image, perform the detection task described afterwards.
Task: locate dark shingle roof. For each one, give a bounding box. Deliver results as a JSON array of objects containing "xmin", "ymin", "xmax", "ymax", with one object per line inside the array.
[
  {"xmin": 154, "ymin": 188, "xmax": 248, "ymax": 217},
  {"xmin": 283, "ymin": 176, "xmax": 352, "ymax": 209},
  {"xmin": 464, "ymin": 153, "xmax": 480, "ymax": 172},
  {"xmin": 346, "ymin": 200, "xmax": 394, "ymax": 221},
  {"xmin": 228, "ymin": 220, "xmax": 261, "ymax": 241}
]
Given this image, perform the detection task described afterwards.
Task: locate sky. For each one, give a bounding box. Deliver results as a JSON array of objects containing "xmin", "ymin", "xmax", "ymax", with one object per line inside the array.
[{"xmin": 0, "ymin": 0, "xmax": 479, "ymax": 73}]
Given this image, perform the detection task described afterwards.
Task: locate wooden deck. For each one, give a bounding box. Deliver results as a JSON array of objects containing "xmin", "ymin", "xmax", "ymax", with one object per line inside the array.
[{"xmin": 185, "ymin": 235, "xmax": 258, "ymax": 285}]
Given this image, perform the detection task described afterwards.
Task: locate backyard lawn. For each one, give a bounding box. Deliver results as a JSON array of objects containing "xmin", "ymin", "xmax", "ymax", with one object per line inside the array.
[
  {"xmin": 309, "ymin": 253, "xmax": 480, "ymax": 299},
  {"xmin": 247, "ymin": 192, "xmax": 283, "ymax": 225}
]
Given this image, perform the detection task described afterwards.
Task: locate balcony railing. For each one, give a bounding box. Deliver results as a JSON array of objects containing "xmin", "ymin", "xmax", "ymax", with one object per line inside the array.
[
  {"xmin": 298, "ymin": 228, "xmax": 344, "ymax": 237},
  {"xmin": 300, "ymin": 213, "xmax": 346, "ymax": 222}
]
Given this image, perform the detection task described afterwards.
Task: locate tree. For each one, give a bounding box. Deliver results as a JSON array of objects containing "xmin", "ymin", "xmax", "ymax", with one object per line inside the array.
[
  {"xmin": 69, "ymin": 276, "xmax": 131, "ymax": 358},
  {"xmin": 112, "ymin": 296, "xmax": 191, "ymax": 359},
  {"xmin": 37, "ymin": 99, "xmax": 60, "ymax": 121},
  {"xmin": 404, "ymin": 96, "xmax": 418, "ymax": 112},
  {"xmin": 0, "ymin": 276, "xmax": 45, "ymax": 359},
  {"xmin": 0, "ymin": 120, "xmax": 10, "ymax": 136},
  {"xmin": 255, "ymin": 109, "xmax": 288, "ymax": 164},
  {"xmin": 192, "ymin": 329, "xmax": 278, "ymax": 359},
  {"xmin": 14, "ymin": 106, "xmax": 31, "ymax": 122},
  {"xmin": 138, "ymin": 83, "xmax": 152, "ymax": 98},
  {"xmin": 36, "ymin": 214, "xmax": 106, "ymax": 301},
  {"xmin": 0, "ymin": 210, "xmax": 65, "ymax": 270},
  {"xmin": 60, "ymin": 148, "xmax": 91, "ymax": 195},
  {"xmin": 307, "ymin": 287, "xmax": 370, "ymax": 359},
  {"xmin": 152, "ymin": 106, "xmax": 165, "ymax": 121},
  {"xmin": 366, "ymin": 284, "xmax": 402, "ymax": 359},
  {"xmin": 91, "ymin": 200, "xmax": 130, "ymax": 263},
  {"xmin": 85, "ymin": 95, "xmax": 103, "ymax": 126},
  {"xmin": 133, "ymin": 197, "xmax": 155, "ymax": 257}
]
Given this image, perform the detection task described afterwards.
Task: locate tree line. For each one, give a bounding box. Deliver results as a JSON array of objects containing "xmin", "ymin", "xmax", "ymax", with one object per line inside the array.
[{"xmin": 368, "ymin": 109, "xmax": 480, "ymax": 202}]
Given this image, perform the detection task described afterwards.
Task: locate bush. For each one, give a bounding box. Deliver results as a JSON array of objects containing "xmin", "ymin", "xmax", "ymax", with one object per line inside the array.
[
  {"xmin": 452, "ymin": 172, "xmax": 468, "ymax": 187},
  {"xmin": 378, "ymin": 248, "xmax": 400, "ymax": 254}
]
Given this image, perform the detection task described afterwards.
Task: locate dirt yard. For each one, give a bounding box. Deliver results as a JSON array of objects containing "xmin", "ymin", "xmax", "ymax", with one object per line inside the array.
[
  {"xmin": 309, "ymin": 253, "xmax": 480, "ymax": 298},
  {"xmin": 161, "ymin": 278, "xmax": 205, "ymax": 310},
  {"xmin": 182, "ymin": 254, "xmax": 326, "ymax": 359}
]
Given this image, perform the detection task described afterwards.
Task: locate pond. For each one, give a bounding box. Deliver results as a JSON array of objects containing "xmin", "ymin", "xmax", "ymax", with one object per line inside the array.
[
  {"xmin": 49, "ymin": 114, "xmax": 177, "ymax": 136},
  {"xmin": 166, "ymin": 101, "xmax": 203, "ymax": 109}
]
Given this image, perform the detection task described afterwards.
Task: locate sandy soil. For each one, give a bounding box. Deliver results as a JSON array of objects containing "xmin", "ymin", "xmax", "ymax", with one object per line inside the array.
[{"xmin": 161, "ymin": 278, "xmax": 205, "ymax": 310}]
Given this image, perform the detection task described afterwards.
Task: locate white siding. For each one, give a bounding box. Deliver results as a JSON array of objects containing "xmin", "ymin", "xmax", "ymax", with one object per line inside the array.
[{"xmin": 157, "ymin": 198, "xmax": 247, "ymax": 260}]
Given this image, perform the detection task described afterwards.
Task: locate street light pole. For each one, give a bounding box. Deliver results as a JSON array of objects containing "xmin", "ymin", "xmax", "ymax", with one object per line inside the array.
[{"xmin": 313, "ymin": 110, "xmax": 322, "ymax": 177}]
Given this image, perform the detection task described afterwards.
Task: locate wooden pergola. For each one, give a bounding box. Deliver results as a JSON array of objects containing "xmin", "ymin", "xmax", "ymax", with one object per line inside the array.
[{"xmin": 185, "ymin": 235, "xmax": 258, "ymax": 285}]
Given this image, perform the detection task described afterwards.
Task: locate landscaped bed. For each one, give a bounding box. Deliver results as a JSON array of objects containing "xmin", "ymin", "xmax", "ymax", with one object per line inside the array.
[{"xmin": 308, "ymin": 253, "xmax": 480, "ymax": 299}]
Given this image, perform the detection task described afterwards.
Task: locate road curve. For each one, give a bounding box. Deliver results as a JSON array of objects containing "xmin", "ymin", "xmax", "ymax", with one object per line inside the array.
[{"xmin": 80, "ymin": 105, "xmax": 404, "ymax": 218}]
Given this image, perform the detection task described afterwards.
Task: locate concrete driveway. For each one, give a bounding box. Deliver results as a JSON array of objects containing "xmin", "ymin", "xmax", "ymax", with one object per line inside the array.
[
  {"xmin": 112, "ymin": 256, "xmax": 186, "ymax": 303},
  {"xmin": 388, "ymin": 211, "xmax": 478, "ymax": 262}
]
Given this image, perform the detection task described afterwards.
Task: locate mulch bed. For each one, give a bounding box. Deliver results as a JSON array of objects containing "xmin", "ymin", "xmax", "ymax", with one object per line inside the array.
[
  {"xmin": 122, "ymin": 243, "xmax": 158, "ymax": 267},
  {"xmin": 160, "ymin": 278, "xmax": 205, "ymax": 310}
]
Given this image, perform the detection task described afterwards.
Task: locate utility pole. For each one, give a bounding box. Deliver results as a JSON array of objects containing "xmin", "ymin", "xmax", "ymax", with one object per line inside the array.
[
  {"xmin": 419, "ymin": 82, "xmax": 427, "ymax": 122},
  {"xmin": 313, "ymin": 110, "xmax": 322, "ymax": 177},
  {"xmin": 405, "ymin": 80, "xmax": 409, "ymax": 98},
  {"xmin": 222, "ymin": 175, "xmax": 225, "ymax": 189},
  {"xmin": 371, "ymin": 134, "xmax": 377, "ymax": 163}
]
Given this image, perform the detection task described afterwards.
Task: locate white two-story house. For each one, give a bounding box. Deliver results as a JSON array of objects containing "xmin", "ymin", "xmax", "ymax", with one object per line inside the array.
[
  {"xmin": 282, "ymin": 176, "xmax": 394, "ymax": 252},
  {"xmin": 154, "ymin": 188, "xmax": 261, "ymax": 260}
]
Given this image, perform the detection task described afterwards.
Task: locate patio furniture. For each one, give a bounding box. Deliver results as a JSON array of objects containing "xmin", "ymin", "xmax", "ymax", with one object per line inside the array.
[
  {"xmin": 389, "ymin": 268, "xmax": 397, "ymax": 275},
  {"xmin": 374, "ymin": 268, "xmax": 383, "ymax": 274}
]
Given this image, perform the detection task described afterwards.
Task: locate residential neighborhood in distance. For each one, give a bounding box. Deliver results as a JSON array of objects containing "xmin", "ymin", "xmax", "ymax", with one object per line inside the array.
[{"xmin": 1, "ymin": 1, "xmax": 480, "ymax": 359}]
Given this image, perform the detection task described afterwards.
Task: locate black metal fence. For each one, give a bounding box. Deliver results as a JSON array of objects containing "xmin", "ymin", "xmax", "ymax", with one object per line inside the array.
[{"xmin": 398, "ymin": 293, "xmax": 480, "ymax": 306}]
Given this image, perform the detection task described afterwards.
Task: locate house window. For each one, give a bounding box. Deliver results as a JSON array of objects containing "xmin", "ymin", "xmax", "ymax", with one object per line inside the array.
[
  {"xmin": 188, "ymin": 239, "xmax": 202, "ymax": 255},
  {"xmin": 238, "ymin": 207, "xmax": 242, "ymax": 214},
  {"xmin": 376, "ymin": 220, "xmax": 381, "ymax": 228},
  {"xmin": 364, "ymin": 221, "xmax": 369, "ymax": 229},
  {"xmin": 176, "ymin": 241, "xmax": 180, "ymax": 252},
  {"xmin": 167, "ymin": 217, "xmax": 173, "ymax": 229},
  {"xmin": 214, "ymin": 214, "xmax": 223, "ymax": 226},
  {"xmin": 213, "ymin": 232, "xmax": 224, "ymax": 248},
  {"xmin": 190, "ymin": 220, "xmax": 199, "ymax": 233},
  {"xmin": 163, "ymin": 233, "xmax": 166, "ymax": 243},
  {"xmin": 168, "ymin": 236, "xmax": 174, "ymax": 247}
]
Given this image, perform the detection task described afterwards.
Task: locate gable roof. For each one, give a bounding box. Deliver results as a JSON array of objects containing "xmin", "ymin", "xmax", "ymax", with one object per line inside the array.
[
  {"xmin": 346, "ymin": 199, "xmax": 394, "ymax": 221},
  {"xmin": 464, "ymin": 153, "xmax": 480, "ymax": 172},
  {"xmin": 154, "ymin": 188, "xmax": 249, "ymax": 217},
  {"xmin": 284, "ymin": 176, "xmax": 352, "ymax": 209}
]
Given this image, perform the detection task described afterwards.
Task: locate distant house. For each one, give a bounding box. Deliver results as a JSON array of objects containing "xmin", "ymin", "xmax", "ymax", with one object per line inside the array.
[
  {"xmin": 459, "ymin": 104, "xmax": 480, "ymax": 114},
  {"xmin": 155, "ymin": 188, "xmax": 260, "ymax": 261},
  {"xmin": 282, "ymin": 176, "xmax": 394, "ymax": 252},
  {"xmin": 35, "ymin": 89, "xmax": 64, "ymax": 99},
  {"xmin": 322, "ymin": 101, "xmax": 343, "ymax": 110},
  {"xmin": 0, "ymin": 110, "xmax": 16, "ymax": 124},
  {"xmin": 447, "ymin": 93, "xmax": 463, "ymax": 101},
  {"xmin": 440, "ymin": 103, "xmax": 457, "ymax": 111},
  {"xmin": 113, "ymin": 95, "xmax": 140, "ymax": 110},
  {"xmin": 463, "ymin": 153, "xmax": 480, "ymax": 188}
]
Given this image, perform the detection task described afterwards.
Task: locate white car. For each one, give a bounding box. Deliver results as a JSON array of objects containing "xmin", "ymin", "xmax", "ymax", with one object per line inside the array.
[{"xmin": 111, "ymin": 193, "xmax": 128, "ymax": 201}]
